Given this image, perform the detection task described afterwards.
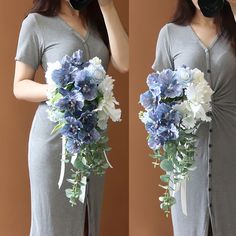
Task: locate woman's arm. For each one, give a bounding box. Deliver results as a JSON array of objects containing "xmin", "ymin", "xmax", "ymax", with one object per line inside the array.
[
  {"xmin": 13, "ymin": 61, "xmax": 48, "ymax": 102},
  {"xmin": 98, "ymin": 0, "xmax": 129, "ymax": 73}
]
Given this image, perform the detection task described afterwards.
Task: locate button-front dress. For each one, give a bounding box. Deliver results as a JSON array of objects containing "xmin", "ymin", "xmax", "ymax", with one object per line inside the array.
[
  {"xmin": 152, "ymin": 23, "xmax": 236, "ymax": 236},
  {"xmin": 15, "ymin": 13, "xmax": 109, "ymax": 236}
]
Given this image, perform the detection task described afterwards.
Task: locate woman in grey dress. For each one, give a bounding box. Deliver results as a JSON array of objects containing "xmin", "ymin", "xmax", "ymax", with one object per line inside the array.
[
  {"xmin": 152, "ymin": 0, "xmax": 236, "ymax": 235},
  {"xmin": 13, "ymin": 0, "xmax": 128, "ymax": 235}
]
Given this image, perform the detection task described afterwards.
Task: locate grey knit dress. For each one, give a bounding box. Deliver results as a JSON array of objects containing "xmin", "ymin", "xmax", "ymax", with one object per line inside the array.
[
  {"xmin": 15, "ymin": 13, "xmax": 110, "ymax": 236},
  {"xmin": 152, "ymin": 23, "xmax": 236, "ymax": 236}
]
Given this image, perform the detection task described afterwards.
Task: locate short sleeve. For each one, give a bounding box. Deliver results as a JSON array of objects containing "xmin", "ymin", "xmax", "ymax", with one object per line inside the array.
[
  {"xmin": 15, "ymin": 14, "xmax": 43, "ymax": 70},
  {"xmin": 152, "ymin": 24, "xmax": 174, "ymax": 71}
]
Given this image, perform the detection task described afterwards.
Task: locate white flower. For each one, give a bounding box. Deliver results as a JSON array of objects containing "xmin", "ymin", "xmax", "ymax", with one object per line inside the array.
[
  {"xmin": 176, "ymin": 67, "xmax": 193, "ymax": 87},
  {"xmin": 45, "ymin": 61, "xmax": 62, "ymax": 99},
  {"xmin": 191, "ymin": 68, "xmax": 205, "ymax": 85},
  {"xmin": 89, "ymin": 57, "xmax": 102, "ymax": 65},
  {"xmin": 45, "ymin": 61, "xmax": 61, "ymax": 86},
  {"xmin": 174, "ymin": 101, "xmax": 196, "ymax": 129},
  {"xmin": 46, "ymin": 108, "xmax": 64, "ymax": 123},
  {"xmin": 95, "ymin": 76, "xmax": 121, "ymax": 126},
  {"xmin": 97, "ymin": 111, "xmax": 109, "ymax": 130},
  {"xmin": 86, "ymin": 57, "xmax": 106, "ymax": 82}
]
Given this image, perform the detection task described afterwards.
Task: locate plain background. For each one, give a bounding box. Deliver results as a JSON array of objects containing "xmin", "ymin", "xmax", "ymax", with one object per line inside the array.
[
  {"xmin": 0, "ymin": 0, "xmax": 128, "ymax": 235},
  {"xmin": 129, "ymin": 1, "xmax": 176, "ymax": 236}
]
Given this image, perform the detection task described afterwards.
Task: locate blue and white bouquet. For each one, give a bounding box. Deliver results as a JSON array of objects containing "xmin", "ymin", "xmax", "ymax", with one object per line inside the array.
[
  {"xmin": 139, "ymin": 66, "xmax": 213, "ymax": 216},
  {"xmin": 45, "ymin": 50, "xmax": 121, "ymax": 206}
]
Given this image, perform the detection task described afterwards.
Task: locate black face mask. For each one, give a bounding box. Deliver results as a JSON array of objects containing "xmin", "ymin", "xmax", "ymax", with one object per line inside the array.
[
  {"xmin": 67, "ymin": 0, "xmax": 94, "ymax": 11},
  {"xmin": 198, "ymin": 0, "xmax": 226, "ymax": 17}
]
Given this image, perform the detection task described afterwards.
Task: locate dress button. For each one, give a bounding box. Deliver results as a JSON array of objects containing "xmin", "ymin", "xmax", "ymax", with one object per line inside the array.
[
  {"xmin": 209, "ymin": 144, "xmax": 212, "ymax": 148},
  {"xmin": 209, "ymin": 203, "xmax": 212, "ymax": 208},
  {"xmin": 209, "ymin": 159, "xmax": 212, "ymax": 163},
  {"xmin": 209, "ymin": 174, "xmax": 212, "ymax": 177},
  {"xmin": 209, "ymin": 129, "xmax": 213, "ymax": 133},
  {"xmin": 207, "ymin": 69, "xmax": 211, "ymax": 73},
  {"xmin": 208, "ymin": 188, "xmax": 212, "ymax": 191},
  {"xmin": 87, "ymin": 178, "xmax": 90, "ymax": 183}
]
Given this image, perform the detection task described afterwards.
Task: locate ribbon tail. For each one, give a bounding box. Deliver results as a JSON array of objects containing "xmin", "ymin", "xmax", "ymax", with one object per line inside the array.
[
  {"xmin": 58, "ymin": 135, "xmax": 67, "ymax": 189},
  {"xmin": 78, "ymin": 156, "xmax": 88, "ymax": 204},
  {"xmin": 104, "ymin": 150, "xmax": 113, "ymax": 168},
  {"xmin": 181, "ymin": 178, "xmax": 188, "ymax": 216},
  {"xmin": 79, "ymin": 176, "xmax": 87, "ymax": 203}
]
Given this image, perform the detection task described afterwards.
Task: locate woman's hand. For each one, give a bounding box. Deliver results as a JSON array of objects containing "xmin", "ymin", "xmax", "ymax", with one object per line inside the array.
[
  {"xmin": 13, "ymin": 61, "xmax": 49, "ymax": 102},
  {"xmin": 99, "ymin": 1, "xmax": 129, "ymax": 73}
]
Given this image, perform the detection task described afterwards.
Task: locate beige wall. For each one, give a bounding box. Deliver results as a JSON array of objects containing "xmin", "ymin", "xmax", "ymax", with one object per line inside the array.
[
  {"xmin": 129, "ymin": 1, "xmax": 176, "ymax": 235},
  {"xmin": 0, "ymin": 0, "xmax": 128, "ymax": 235}
]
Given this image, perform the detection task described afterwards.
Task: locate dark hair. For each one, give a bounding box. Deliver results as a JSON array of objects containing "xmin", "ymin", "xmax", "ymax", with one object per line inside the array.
[
  {"xmin": 171, "ymin": 0, "xmax": 236, "ymax": 55},
  {"xmin": 28, "ymin": 0, "xmax": 110, "ymax": 52}
]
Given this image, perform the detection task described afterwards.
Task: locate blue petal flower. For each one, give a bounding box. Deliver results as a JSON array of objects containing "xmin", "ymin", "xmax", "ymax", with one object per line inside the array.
[
  {"xmin": 51, "ymin": 66, "xmax": 74, "ymax": 87},
  {"xmin": 144, "ymin": 103, "xmax": 181, "ymax": 149},
  {"xmin": 66, "ymin": 138, "xmax": 81, "ymax": 154},
  {"xmin": 60, "ymin": 117, "xmax": 82, "ymax": 138},
  {"xmin": 55, "ymin": 89, "xmax": 84, "ymax": 114},
  {"xmin": 78, "ymin": 128, "xmax": 101, "ymax": 144},
  {"xmin": 79, "ymin": 111, "xmax": 98, "ymax": 132},
  {"xmin": 74, "ymin": 70, "xmax": 98, "ymax": 101}
]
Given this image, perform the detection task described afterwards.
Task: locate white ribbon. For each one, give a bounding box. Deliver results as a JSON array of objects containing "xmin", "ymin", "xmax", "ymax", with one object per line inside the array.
[
  {"xmin": 58, "ymin": 135, "xmax": 67, "ymax": 189},
  {"xmin": 180, "ymin": 179, "xmax": 187, "ymax": 216},
  {"xmin": 79, "ymin": 176, "xmax": 87, "ymax": 203},
  {"xmin": 172, "ymin": 179, "xmax": 188, "ymax": 216},
  {"xmin": 103, "ymin": 150, "xmax": 113, "ymax": 168},
  {"xmin": 58, "ymin": 141, "xmax": 113, "ymax": 204}
]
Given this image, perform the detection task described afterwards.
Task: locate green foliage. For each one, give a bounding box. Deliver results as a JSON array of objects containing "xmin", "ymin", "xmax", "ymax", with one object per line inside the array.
[
  {"xmin": 150, "ymin": 127, "xmax": 198, "ymax": 216},
  {"xmin": 65, "ymin": 134, "xmax": 111, "ymax": 205}
]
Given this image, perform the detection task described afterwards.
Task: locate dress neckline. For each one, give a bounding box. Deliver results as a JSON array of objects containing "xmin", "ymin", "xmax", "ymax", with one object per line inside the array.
[
  {"xmin": 56, "ymin": 15, "xmax": 90, "ymax": 43},
  {"xmin": 188, "ymin": 24, "xmax": 224, "ymax": 51}
]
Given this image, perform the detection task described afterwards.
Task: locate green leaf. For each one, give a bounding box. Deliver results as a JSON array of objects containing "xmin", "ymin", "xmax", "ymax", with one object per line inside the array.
[
  {"xmin": 73, "ymin": 158, "xmax": 86, "ymax": 170},
  {"xmin": 160, "ymin": 174, "xmax": 170, "ymax": 183},
  {"xmin": 51, "ymin": 122, "xmax": 65, "ymax": 134},
  {"xmin": 160, "ymin": 159, "xmax": 174, "ymax": 172},
  {"xmin": 160, "ymin": 203, "xmax": 169, "ymax": 211},
  {"xmin": 169, "ymin": 196, "xmax": 176, "ymax": 205},
  {"xmin": 65, "ymin": 188, "xmax": 73, "ymax": 198}
]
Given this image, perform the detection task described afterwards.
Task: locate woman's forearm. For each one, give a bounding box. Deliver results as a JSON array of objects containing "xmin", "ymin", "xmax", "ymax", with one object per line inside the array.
[
  {"xmin": 13, "ymin": 80, "xmax": 48, "ymax": 103},
  {"xmin": 100, "ymin": 2, "xmax": 129, "ymax": 73}
]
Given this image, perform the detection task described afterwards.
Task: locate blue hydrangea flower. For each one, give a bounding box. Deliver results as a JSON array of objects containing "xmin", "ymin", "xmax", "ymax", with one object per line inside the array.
[
  {"xmin": 159, "ymin": 69, "xmax": 183, "ymax": 98},
  {"xmin": 74, "ymin": 70, "xmax": 98, "ymax": 101},
  {"xmin": 147, "ymin": 103, "xmax": 181, "ymax": 128},
  {"xmin": 148, "ymin": 134, "xmax": 163, "ymax": 150},
  {"xmin": 147, "ymin": 73, "xmax": 162, "ymax": 97},
  {"xmin": 139, "ymin": 91, "xmax": 159, "ymax": 111},
  {"xmin": 55, "ymin": 88, "xmax": 84, "ymax": 114},
  {"xmin": 60, "ymin": 117, "xmax": 82, "ymax": 138},
  {"xmin": 147, "ymin": 70, "xmax": 183, "ymax": 98},
  {"xmin": 147, "ymin": 124, "xmax": 179, "ymax": 150}
]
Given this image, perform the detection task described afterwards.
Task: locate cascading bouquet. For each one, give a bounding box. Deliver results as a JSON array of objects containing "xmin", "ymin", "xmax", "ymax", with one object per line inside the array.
[
  {"xmin": 45, "ymin": 50, "xmax": 121, "ymax": 206},
  {"xmin": 139, "ymin": 66, "xmax": 213, "ymax": 216}
]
